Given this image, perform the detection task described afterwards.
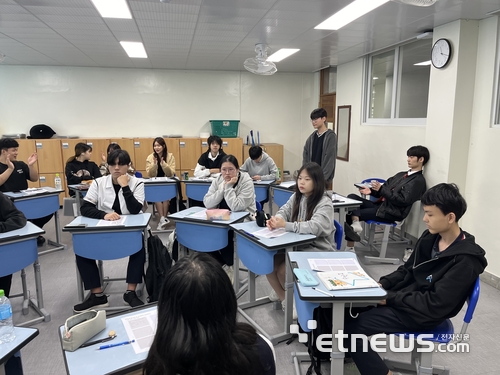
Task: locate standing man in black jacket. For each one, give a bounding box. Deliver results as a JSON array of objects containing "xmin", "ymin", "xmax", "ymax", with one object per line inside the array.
[
  {"xmin": 343, "ymin": 183, "xmax": 487, "ymax": 375},
  {"xmin": 0, "ymin": 191, "xmax": 28, "ymax": 297},
  {"xmin": 344, "ymin": 145, "xmax": 429, "ymax": 251}
]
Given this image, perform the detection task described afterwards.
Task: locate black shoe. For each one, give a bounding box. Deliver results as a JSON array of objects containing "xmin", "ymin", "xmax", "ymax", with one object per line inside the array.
[
  {"xmin": 123, "ymin": 291, "xmax": 144, "ymax": 307},
  {"xmin": 73, "ymin": 293, "xmax": 109, "ymax": 313},
  {"xmin": 344, "ymin": 223, "xmax": 361, "ymax": 242},
  {"xmin": 37, "ymin": 235, "xmax": 46, "ymax": 247}
]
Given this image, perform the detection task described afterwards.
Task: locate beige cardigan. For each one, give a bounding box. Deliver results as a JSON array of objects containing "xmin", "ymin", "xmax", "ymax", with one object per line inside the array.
[{"xmin": 146, "ymin": 153, "xmax": 175, "ymax": 177}]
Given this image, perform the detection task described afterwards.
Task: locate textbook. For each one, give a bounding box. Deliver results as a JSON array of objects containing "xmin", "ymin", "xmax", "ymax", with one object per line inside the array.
[{"xmin": 308, "ymin": 258, "xmax": 379, "ymax": 290}]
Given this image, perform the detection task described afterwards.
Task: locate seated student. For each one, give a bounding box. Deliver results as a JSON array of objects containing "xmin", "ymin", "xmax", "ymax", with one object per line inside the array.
[
  {"xmin": 73, "ymin": 149, "xmax": 145, "ymax": 312},
  {"xmin": 0, "ymin": 138, "xmax": 50, "ymax": 246},
  {"xmin": 265, "ymin": 162, "xmax": 334, "ymax": 314},
  {"xmin": 146, "ymin": 137, "xmax": 175, "ymax": 231},
  {"xmin": 203, "ymin": 154, "xmax": 256, "ymax": 280},
  {"xmin": 343, "ymin": 183, "xmax": 487, "ymax": 375},
  {"xmin": 65, "ymin": 142, "xmax": 101, "ymax": 196},
  {"xmin": 0, "ymin": 191, "xmax": 28, "ymax": 298},
  {"xmin": 240, "ymin": 145, "xmax": 278, "ymax": 208},
  {"xmin": 143, "ymin": 252, "xmax": 276, "ymax": 375},
  {"xmin": 99, "ymin": 143, "xmax": 136, "ymax": 176},
  {"xmin": 344, "ymin": 145, "xmax": 429, "ymax": 252},
  {"xmin": 194, "ymin": 135, "xmax": 227, "ymax": 178}
]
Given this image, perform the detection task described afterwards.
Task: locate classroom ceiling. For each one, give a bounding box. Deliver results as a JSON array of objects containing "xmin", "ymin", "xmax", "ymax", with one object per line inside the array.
[{"xmin": 0, "ymin": 0, "xmax": 499, "ymax": 73}]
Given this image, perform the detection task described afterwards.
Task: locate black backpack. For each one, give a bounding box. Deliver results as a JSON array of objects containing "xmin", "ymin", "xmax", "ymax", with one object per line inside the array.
[
  {"xmin": 145, "ymin": 232, "xmax": 172, "ymax": 303},
  {"xmin": 300, "ymin": 306, "xmax": 333, "ymax": 375}
]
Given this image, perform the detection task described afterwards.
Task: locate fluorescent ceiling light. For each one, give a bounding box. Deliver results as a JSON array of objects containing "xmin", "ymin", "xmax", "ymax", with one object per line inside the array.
[
  {"xmin": 414, "ymin": 60, "xmax": 431, "ymax": 66},
  {"xmin": 267, "ymin": 48, "xmax": 300, "ymax": 62},
  {"xmin": 373, "ymin": 76, "xmax": 379, "ymax": 80},
  {"xmin": 120, "ymin": 42, "xmax": 148, "ymax": 58},
  {"xmin": 91, "ymin": 0, "xmax": 132, "ymax": 19},
  {"xmin": 315, "ymin": 0, "xmax": 390, "ymax": 30}
]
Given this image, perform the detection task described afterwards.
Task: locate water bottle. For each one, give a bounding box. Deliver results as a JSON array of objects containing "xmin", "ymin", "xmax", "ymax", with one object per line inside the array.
[
  {"xmin": 54, "ymin": 173, "xmax": 62, "ymax": 190},
  {"xmin": 0, "ymin": 289, "xmax": 15, "ymax": 344},
  {"xmin": 277, "ymin": 168, "xmax": 281, "ymax": 180}
]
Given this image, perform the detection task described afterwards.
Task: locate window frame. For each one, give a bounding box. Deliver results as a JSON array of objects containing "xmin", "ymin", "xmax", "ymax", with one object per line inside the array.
[
  {"xmin": 363, "ymin": 41, "xmax": 429, "ymax": 126},
  {"xmin": 492, "ymin": 19, "xmax": 500, "ymax": 127}
]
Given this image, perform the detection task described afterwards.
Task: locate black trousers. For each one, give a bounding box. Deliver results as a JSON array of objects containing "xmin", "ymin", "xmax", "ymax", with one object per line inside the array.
[
  {"xmin": 0, "ymin": 274, "xmax": 13, "ymax": 297},
  {"xmin": 344, "ymin": 306, "xmax": 424, "ymax": 375},
  {"xmin": 209, "ymin": 230, "xmax": 234, "ymax": 266},
  {"xmin": 75, "ymin": 248, "xmax": 145, "ymax": 290},
  {"xmin": 29, "ymin": 214, "xmax": 53, "ymax": 230},
  {"xmin": 345, "ymin": 195, "xmax": 398, "ymax": 241}
]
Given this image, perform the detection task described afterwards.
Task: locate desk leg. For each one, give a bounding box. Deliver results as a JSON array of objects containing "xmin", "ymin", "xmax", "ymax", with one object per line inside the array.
[
  {"xmin": 330, "ymin": 303, "xmax": 345, "ymax": 375},
  {"xmin": 32, "ymin": 260, "xmax": 50, "ymax": 322},
  {"xmin": 269, "ymin": 189, "xmax": 274, "ymax": 216},
  {"xmin": 76, "ymin": 260, "xmax": 84, "ymax": 302},
  {"xmin": 43, "ymin": 211, "xmax": 67, "ymax": 256},
  {"xmin": 233, "ymin": 235, "xmax": 240, "ymax": 293},
  {"xmin": 75, "ymin": 193, "xmax": 81, "ymax": 216},
  {"xmin": 284, "ymin": 246, "xmax": 293, "ymax": 334},
  {"xmin": 20, "ymin": 269, "xmax": 29, "ymax": 315}
]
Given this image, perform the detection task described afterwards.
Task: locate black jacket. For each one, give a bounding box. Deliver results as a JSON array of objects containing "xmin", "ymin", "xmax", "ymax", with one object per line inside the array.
[
  {"xmin": 370, "ymin": 171, "xmax": 426, "ymax": 221},
  {"xmin": 65, "ymin": 159, "xmax": 101, "ymax": 194},
  {"xmin": 379, "ymin": 230, "xmax": 487, "ymax": 329},
  {"xmin": 0, "ymin": 192, "xmax": 27, "ymax": 232},
  {"xmin": 197, "ymin": 149, "xmax": 227, "ymax": 170}
]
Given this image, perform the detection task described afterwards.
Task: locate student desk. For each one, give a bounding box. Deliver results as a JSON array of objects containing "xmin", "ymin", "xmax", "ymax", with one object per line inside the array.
[
  {"xmin": 60, "ymin": 304, "xmax": 157, "ymax": 375},
  {"xmin": 288, "ymin": 251, "xmax": 387, "ymax": 375},
  {"xmin": 230, "ymin": 221, "xmax": 316, "ymax": 345},
  {"xmin": 331, "ymin": 194, "xmax": 362, "ymax": 251},
  {"xmin": 0, "ymin": 222, "xmax": 50, "ymax": 326},
  {"xmin": 62, "ymin": 213, "xmax": 151, "ymax": 306},
  {"xmin": 67, "ymin": 184, "xmax": 90, "ymax": 216},
  {"xmin": 181, "ymin": 178, "xmax": 212, "ymax": 207},
  {"xmin": 270, "ymin": 183, "xmax": 295, "ymax": 214},
  {"xmin": 0, "ymin": 327, "xmax": 39, "ymax": 375},
  {"xmin": 4, "ymin": 188, "xmax": 66, "ymax": 256},
  {"xmin": 142, "ymin": 177, "xmax": 179, "ymax": 212}
]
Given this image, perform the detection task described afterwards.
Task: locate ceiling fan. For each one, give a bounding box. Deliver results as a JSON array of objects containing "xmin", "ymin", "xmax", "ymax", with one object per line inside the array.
[
  {"xmin": 243, "ymin": 44, "xmax": 277, "ymax": 76},
  {"xmin": 390, "ymin": 0, "xmax": 439, "ymax": 6}
]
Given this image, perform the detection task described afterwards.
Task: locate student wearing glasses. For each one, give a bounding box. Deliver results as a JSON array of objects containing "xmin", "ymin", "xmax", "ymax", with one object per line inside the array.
[
  {"xmin": 73, "ymin": 149, "xmax": 145, "ymax": 312},
  {"xmin": 203, "ymin": 154, "xmax": 256, "ymax": 281}
]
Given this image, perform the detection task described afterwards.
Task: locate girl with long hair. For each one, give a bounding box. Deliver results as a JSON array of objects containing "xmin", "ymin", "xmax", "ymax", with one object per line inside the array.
[
  {"xmin": 143, "ymin": 252, "xmax": 275, "ymax": 375},
  {"xmin": 146, "ymin": 137, "xmax": 175, "ymax": 230},
  {"xmin": 266, "ymin": 162, "xmax": 335, "ymax": 313}
]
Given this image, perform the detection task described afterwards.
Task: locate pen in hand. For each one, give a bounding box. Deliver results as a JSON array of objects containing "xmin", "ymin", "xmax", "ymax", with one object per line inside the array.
[{"xmin": 97, "ymin": 339, "xmax": 135, "ymax": 350}]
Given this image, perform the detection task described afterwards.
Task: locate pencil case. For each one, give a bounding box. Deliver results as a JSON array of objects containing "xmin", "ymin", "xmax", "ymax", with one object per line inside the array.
[{"xmin": 62, "ymin": 310, "xmax": 106, "ymax": 352}]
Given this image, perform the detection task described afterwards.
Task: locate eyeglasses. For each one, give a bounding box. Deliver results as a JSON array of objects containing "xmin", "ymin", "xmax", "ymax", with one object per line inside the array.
[{"xmin": 221, "ymin": 168, "xmax": 236, "ymax": 174}]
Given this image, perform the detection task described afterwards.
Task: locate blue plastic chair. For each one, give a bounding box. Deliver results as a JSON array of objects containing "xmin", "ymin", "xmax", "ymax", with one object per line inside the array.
[
  {"xmin": 385, "ymin": 277, "xmax": 481, "ymax": 375},
  {"xmin": 256, "ymin": 201, "xmax": 263, "ymax": 212},
  {"xmin": 135, "ymin": 171, "xmax": 143, "ymax": 178},
  {"xmin": 333, "ymin": 220, "xmax": 343, "ymax": 250}
]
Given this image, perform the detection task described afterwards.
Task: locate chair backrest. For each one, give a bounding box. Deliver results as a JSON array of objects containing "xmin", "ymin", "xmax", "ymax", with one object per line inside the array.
[
  {"xmin": 460, "ymin": 277, "xmax": 480, "ymax": 334},
  {"xmin": 333, "ymin": 220, "xmax": 343, "ymax": 250},
  {"xmin": 135, "ymin": 171, "xmax": 143, "ymax": 178},
  {"xmin": 255, "ymin": 201, "xmax": 263, "ymax": 212}
]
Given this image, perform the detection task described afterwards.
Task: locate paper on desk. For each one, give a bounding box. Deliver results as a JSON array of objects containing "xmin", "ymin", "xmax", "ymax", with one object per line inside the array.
[
  {"xmin": 253, "ymin": 227, "xmax": 287, "ymax": 238},
  {"xmin": 96, "ymin": 217, "xmax": 127, "ymax": 226},
  {"xmin": 21, "ymin": 188, "xmax": 47, "ymax": 195},
  {"xmin": 279, "ymin": 181, "xmax": 296, "ymax": 188},
  {"xmin": 121, "ymin": 309, "xmax": 158, "ymax": 354},
  {"xmin": 308, "ymin": 258, "xmax": 378, "ymax": 290},
  {"xmin": 186, "ymin": 209, "xmax": 208, "ymax": 219}
]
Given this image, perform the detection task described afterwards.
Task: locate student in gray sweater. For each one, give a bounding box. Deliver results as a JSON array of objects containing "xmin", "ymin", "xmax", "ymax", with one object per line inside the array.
[
  {"xmin": 240, "ymin": 146, "xmax": 278, "ymax": 182},
  {"xmin": 265, "ymin": 162, "xmax": 335, "ymax": 310}
]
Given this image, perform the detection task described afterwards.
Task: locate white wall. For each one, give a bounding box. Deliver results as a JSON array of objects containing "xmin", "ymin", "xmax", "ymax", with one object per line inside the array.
[{"xmin": 0, "ymin": 66, "xmax": 318, "ymax": 173}]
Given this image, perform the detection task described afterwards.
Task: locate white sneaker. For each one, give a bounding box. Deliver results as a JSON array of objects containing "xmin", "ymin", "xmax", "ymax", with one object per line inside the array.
[
  {"xmin": 161, "ymin": 217, "xmax": 170, "ymax": 230},
  {"xmin": 222, "ymin": 264, "xmax": 234, "ymax": 284},
  {"xmin": 281, "ymin": 299, "xmax": 298, "ymax": 320},
  {"xmin": 268, "ymin": 289, "xmax": 281, "ymax": 302},
  {"xmin": 351, "ymin": 221, "xmax": 363, "ymax": 234},
  {"xmin": 156, "ymin": 221, "xmax": 163, "ymax": 231},
  {"xmin": 345, "ymin": 246, "xmax": 356, "ymax": 253},
  {"xmin": 403, "ymin": 248, "xmax": 413, "ymax": 262}
]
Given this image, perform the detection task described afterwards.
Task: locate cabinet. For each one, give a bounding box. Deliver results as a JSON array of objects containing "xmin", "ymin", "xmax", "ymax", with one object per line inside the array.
[
  {"xmin": 85, "ymin": 139, "xmax": 111, "ymax": 166},
  {"xmin": 35, "ymin": 139, "xmax": 63, "ymax": 173},
  {"xmin": 222, "ymin": 138, "xmax": 243, "ymax": 165},
  {"xmin": 15, "ymin": 139, "xmax": 39, "ymax": 188},
  {"xmin": 39, "ymin": 173, "xmax": 66, "ymax": 206},
  {"xmin": 243, "ymin": 143, "xmax": 284, "ymax": 182},
  {"xmin": 110, "ymin": 138, "xmax": 135, "ymax": 168},
  {"xmin": 132, "ymin": 138, "xmax": 154, "ymax": 176},
  {"xmin": 60, "ymin": 139, "xmax": 83, "ymax": 166},
  {"xmin": 178, "ymin": 138, "xmax": 201, "ymax": 172}
]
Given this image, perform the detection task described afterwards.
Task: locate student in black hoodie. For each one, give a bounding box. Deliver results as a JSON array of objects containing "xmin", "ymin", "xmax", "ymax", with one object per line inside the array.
[
  {"xmin": 65, "ymin": 142, "xmax": 101, "ymax": 196},
  {"xmin": 343, "ymin": 183, "xmax": 487, "ymax": 375}
]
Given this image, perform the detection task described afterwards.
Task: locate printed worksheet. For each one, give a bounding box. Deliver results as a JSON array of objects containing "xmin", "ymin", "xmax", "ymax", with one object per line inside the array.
[
  {"xmin": 121, "ymin": 309, "xmax": 158, "ymax": 354},
  {"xmin": 253, "ymin": 227, "xmax": 287, "ymax": 238},
  {"xmin": 96, "ymin": 217, "xmax": 127, "ymax": 226},
  {"xmin": 308, "ymin": 258, "xmax": 379, "ymax": 290}
]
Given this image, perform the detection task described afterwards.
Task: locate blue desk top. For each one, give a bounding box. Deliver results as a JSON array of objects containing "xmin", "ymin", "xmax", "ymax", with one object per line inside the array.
[
  {"xmin": 141, "ymin": 177, "xmax": 177, "ymax": 184},
  {"xmin": 61, "ymin": 305, "xmax": 157, "ymax": 375},
  {"xmin": 288, "ymin": 251, "xmax": 387, "ymax": 302},
  {"xmin": 0, "ymin": 222, "xmax": 45, "ymax": 244},
  {"xmin": 253, "ymin": 180, "xmax": 275, "ymax": 186},
  {"xmin": 62, "ymin": 213, "xmax": 152, "ymax": 232},
  {"xmin": 181, "ymin": 178, "xmax": 213, "ymax": 184},
  {"xmin": 0, "ymin": 327, "xmax": 39, "ymax": 365},
  {"xmin": 231, "ymin": 221, "xmax": 316, "ymax": 250},
  {"xmin": 169, "ymin": 206, "xmax": 249, "ymax": 226},
  {"xmin": 4, "ymin": 187, "xmax": 63, "ymax": 200}
]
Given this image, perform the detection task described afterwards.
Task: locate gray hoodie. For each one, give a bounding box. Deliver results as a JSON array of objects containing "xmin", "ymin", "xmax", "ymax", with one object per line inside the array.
[
  {"xmin": 240, "ymin": 152, "xmax": 278, "ymax": 181},
  {"xmin": 275, "ymin": 192, "xmax": 335, "ymax": 251}
]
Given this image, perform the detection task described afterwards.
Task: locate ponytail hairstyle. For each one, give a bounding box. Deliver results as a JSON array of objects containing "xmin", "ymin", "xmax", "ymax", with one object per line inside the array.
[
  {"xmin": 153, "ymin": 137, "xmax": 167, "ymax": 164},
  {"xmin": 107, "ymin": 143, "xmax": 121, "ymax": 154},
  {"xmin": 67, "ymin": 142, "xmax": 92, "ymax": 163},
  {"xmin": 292, "ymin": 162, "xmax": 326, "ymax": 221}
]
